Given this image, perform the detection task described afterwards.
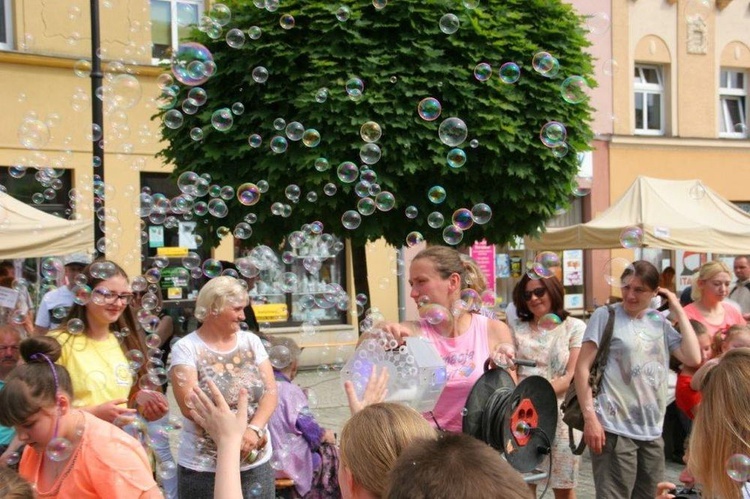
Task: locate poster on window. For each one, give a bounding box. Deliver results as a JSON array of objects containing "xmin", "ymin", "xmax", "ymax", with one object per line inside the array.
[
  {"xmin": 469, "ymin": 240, "xmax": 496, "ymax": 292},
  {"xmin": 563, "ymin": 250, "xmax": 583, "ymax": 286},
  {"xmin": 675, "ymin": 251, "xmax": 710, "ymax": 292}
]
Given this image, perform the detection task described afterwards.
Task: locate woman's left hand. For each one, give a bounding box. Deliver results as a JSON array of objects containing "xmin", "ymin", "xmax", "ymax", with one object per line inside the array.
[
  {"xmin": 136, "ymin": 390, "xmax": 169, "ymax": 421},
  {"xmin": 657, "ymin": 287, "xmax": 680, "ymax": 310}
]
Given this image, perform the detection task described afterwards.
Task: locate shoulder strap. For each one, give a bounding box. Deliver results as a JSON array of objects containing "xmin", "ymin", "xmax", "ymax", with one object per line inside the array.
[
  {"xmin": 744, "ymin": 282, "xmax": 750, "ymax": 293},
  {"xmin": 588, "ymin": 305, "xmax": 616, "ymax": 390}
]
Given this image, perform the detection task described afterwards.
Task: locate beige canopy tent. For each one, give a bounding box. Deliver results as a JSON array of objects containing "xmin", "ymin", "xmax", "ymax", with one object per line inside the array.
[
  {"xmin": 526, "ymin": 176, "xmax": 750, "ymax": 254},
  {"xmin": 0, "ymin": 191, "xmax": 93, "ymax": 259}
]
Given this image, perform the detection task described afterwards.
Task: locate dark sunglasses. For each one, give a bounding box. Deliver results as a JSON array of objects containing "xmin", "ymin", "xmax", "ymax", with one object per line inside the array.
[{"xmin": 523, "ymin": 288, "xmax": 547, "ymax": 301}]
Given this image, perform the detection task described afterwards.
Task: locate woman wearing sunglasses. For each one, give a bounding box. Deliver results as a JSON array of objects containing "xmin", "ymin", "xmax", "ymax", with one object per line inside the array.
[
  {"xmin": 510, "ymin": 274, "xmax": 585, "ymax": 498},
  {"xmin": 49, "ymin": 260, "xmax": 168, "ymax": 424}
]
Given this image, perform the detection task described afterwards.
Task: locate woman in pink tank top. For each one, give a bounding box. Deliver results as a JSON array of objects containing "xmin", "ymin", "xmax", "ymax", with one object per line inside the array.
[{"xmin": 380, "ymin": 247, "xmax": 515, "ymax": 433}]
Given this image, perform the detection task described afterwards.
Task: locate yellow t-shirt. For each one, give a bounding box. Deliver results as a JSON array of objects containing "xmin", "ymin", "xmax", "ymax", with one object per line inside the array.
[{"xmin": 49, "ymin": 331, "xmax": 133, "ymax": 408}]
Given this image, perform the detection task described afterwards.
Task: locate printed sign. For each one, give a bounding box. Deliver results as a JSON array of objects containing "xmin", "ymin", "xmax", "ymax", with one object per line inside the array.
[{"xmin": 469, "ymin": 240, "xmax": 496, "ymax": 292}]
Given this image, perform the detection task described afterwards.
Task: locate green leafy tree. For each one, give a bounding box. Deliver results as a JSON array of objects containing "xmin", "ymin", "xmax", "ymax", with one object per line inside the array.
[{"xmin": 156, "ymin": 0, "xmax": 594, "ymax": 250}]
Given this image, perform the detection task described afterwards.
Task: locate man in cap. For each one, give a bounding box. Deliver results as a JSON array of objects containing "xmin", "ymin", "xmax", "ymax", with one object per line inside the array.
[{"xmin": 34, "ymin": 253, "xmax": 91, "ymax": 335}]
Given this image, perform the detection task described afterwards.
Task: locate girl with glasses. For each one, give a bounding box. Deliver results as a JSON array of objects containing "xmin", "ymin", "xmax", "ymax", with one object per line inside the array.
[
  {"xmin": 49, "ymin": 260, "xmax": 168, "ymax": 424},
  {"xmin": 378, "ymin": 246, "xmax": 515, "ymax": 433},
  {"xmin": 510, "ymin": 274, "xmax": 585, "ymax": 498}
]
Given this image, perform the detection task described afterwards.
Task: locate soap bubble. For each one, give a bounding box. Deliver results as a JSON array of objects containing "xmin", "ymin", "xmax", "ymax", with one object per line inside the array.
[
  {"xmin": 586, "ymin": 11, "xmax": 610, "ymax": 35},
  {"xmin": 512, "ymin": 421, "xmax": 531, "ymax": 440},
  {"xmin": 471, "ymin": 203, "xmax": 492, "ymax": 224},
  {"xmin": 726, "ymin": 454, "xmax": 750, "ymax": 482},
  {"xmin": 342, "ymin": 210, "xmax": 362, "ymax": 229},
  {"xmin": 532, "ymin": 252, "xmax": 560, "ymax": 278},
  {"xmin": 442, "ymin": 225, "xmax": 463, "ymax": 245},
  {"xmin": 336, "ymin": 6, "xmax": 351, "ymax": 21},
  {"xmin": 438, "ymin": 118, "xmax": 468, "ymax": 147},
  {"xmin": 540, "ymin": 121, "xmax": 567, "ymax": 147},
  {"xmin": 302, "ymin": 129, "xmax": 321, "ymax": 147},
  {"xmin": 126, "ymin": 349, "xmax": 145, "ymax": 370},
  {"xmin": 452, "ymin": 208, "xmax": 474, "ymax": 230},
  {"xmin": 315, "ymin": 87, "xmax": 329, "ymax": 103},
  {"xmin": 360, "ymin": 121, "xmax": 382, "ymax": 143},
  {"xmin": 420, "ymin": 303, "xmax": 452, "ymax": 326},
  {"xmin": 225, "ymin": 28, "xmax": 245, "ymax": 48},
  {"xmin": 285, "ymin": 122, "xmax": 304, "ymax": 141},
  {"xmin": 314, "ymin": 158, "xmax": 330, "ymax": 172},
  {"xmin": 473, "ymin": 63, "xmax": 492, "ymax": 82},
  {"xmin": 163, "ymin": 109, "xmax": 184, "ymax": 129},
  {"xmin": 211, "ymin": 108, "xmax": 233, "ymax": 131},
  {"xmin": 209, "ymin": 3, "xmax": 231, "ymax": 25},
  {"xmin": 46, "ymin": 437, "xmax": 74, "ymax": 462},
  {"xmin": 279, "ymin": 14, "xmax": 295, "ymax": 29},
  {"xmin": 269, "ymin": 345, "xmax": 292, "ymax": 369},
  {"xmin": 538, "ymin": 313, "xmax": 561, "ymax": 332},
  {"xmin": 499, "ymin": 62, "xmax": 521, "ymax": 84},
  {"xmin": 446, "ymin": 148, "xmax": 466, "ymax": 169},
  {"xmin": 357, "ymin": 197, "xmax": 376, "ymax": 216},
  {"xmin": 561, "ymin": 76, "xmax": 590, "ymax": 104},
  {"xmin": 337, "ymin": 162, "xmax": 359, "ymax": 183},
  {"xmin": 532, "ymin": 51, "xmax": 558, "ymax": 77},
  {"xmin": 406, "ymin": 231, "xmax": 424, "ymax": 247},
  {"xmin": 187, "ymin": 87, "xmax": 208, "ymax": 106},
  {"xmin": 551, "ymin": 143, "xmax": 569, "ymax": 158},
  {"xmin": 248, "ymin": 26, "xmax": 262, "ymax": 39},
  {"xmin": 202, "ymin": 259, "xmax": 223, "ymax": 278},
  {"xmin": 375, "ymin": 192, "xmax": 396, "ymax": 211},
  {"xmin": 427, "ymin": 211, "xmax": 445, "ymax": 228},
  {"xmin": 4, "ymin": 451, "xmax": 20, "ymax": 466},
  {"xmin": 252, "ymin": 66, "xmax": 268, "ymax": 83},
  {"xmin": 270, "ymin": 136, "xmax": 288, "ymax": 153},
  {"xmin": 427, "ymin": 186, "xmax": 447, "ymax": 204},
  {"xmin": 405, "ymin": 206, "xmax": 418, "ymax": 219},
  {"xmin": 231, "ymin": 102, "xmax": 244, "ymax": 115},
  {"xmin": 158, "ymin": 461, "xmax": 178, "ymax": 480},
  {"xmin": 689, "ymin": 183, "xmax": 706, "ymax": 200},
  {"xmin": 345, "ymin": 78, "xmax": 364, "ymax": 99},
  {"xmin": 67, "ymin": 318, "xmax": 85, "ymax": 334},
  {"xmin": 417, "ymin": 98, "xmax": 441, "ymax": 121},
  {"xmin": 439, "ymin": 14, "xmax": 459, "ymax": 34},
  {"xmin": 190, "ymin": 128, "xmax": 204, "ymax": 141},
  {"xmin": 171, "ymin": 42, "xmax": 214, "ymax": 86},
  {"xmin": 359, "ymin": 143, "xmax": 381, "ymax": 165},
  {"xmin": 619, "ymin": 226, "xmax": 643, "ymax": 249},
  {"xmin": 603, "ymin": 258, "xmax": 635, "ymax": 287},
  {"xmin": 18, "ymin": 119, "xmax": 52, "ymax": 150}
]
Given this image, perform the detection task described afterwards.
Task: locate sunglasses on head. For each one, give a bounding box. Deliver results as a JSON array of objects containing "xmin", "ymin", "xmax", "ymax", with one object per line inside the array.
[{"xmin": 523, "ymin": 288, "xmax": 547, "ymax": 301}]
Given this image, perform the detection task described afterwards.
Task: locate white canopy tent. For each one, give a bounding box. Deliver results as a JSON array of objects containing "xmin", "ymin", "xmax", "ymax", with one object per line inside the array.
[
  {"xmin": 0, "ymin": 191, "xmax": 94, "ymax": 259},
  {"xmin": 526, "ymin": 176, "xmax": 750, "ymax": 254}
]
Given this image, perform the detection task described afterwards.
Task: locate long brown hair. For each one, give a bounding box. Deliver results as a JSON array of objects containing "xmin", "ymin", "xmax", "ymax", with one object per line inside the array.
[{"xmin": 60, "ymin": 259, "xmax": 148, "ymax": 380}]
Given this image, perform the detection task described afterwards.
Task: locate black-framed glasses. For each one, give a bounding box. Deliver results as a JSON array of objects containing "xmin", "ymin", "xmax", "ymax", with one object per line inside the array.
[
  {"xmin": 93, "ymin": 288, "xmax": 135, "ymax": 305},
  {"xmin": 523, "ymin": 288, "xmax": 547, "ymax": 301}
]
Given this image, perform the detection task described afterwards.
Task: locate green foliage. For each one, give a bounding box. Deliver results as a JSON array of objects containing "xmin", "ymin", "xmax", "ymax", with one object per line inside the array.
[{"xmin": 156, "ymin": 0, "xmax": 595, "ymax": 249}]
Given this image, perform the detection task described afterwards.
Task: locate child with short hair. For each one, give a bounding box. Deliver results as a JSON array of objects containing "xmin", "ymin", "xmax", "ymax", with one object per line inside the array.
[
  {"xmin": 690, "ymin": 324, "xmax": 750, "ymax": 391},
  {"xmin": 0, "ymin": 336, "xmax": 161, "ymax": 498},
  {"xmin": 266, "ymin": 337, "xmax": 339, "ymax": 498},
  {"xmin": 675, "ymin": 320, "xmax": 711, "ymax": 422}
]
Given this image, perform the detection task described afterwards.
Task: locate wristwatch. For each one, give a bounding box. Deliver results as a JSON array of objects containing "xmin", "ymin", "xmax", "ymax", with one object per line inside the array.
[{"xmin": 248, "ymin": 424, "xmax": 267, "ymax": 439}]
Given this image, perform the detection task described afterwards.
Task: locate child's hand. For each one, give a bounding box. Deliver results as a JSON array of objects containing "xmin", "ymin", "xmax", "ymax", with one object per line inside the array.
[
  {"xmin": 344, "ymin": 365, "xmax": 389, "ymax": 414},
  {"xmin": 189, "ymin": 379, "xmax": 248, "ymax": 449}
]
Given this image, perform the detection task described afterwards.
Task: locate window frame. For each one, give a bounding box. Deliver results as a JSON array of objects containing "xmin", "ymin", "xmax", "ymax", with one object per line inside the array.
[
  {"xmin": 719, "ymin": 68, "xmax": 748, "ymax": 139},
  {"xmin": 633, "ymin": 64, "xmax": 666, "ymax": 136},
  {"xmin": 151, "ymin": 0, "xmax": 204, "ymax": 63},
  {"xmin": 0, "ymin": 0, "xmax": 13, "ymax": 51}
]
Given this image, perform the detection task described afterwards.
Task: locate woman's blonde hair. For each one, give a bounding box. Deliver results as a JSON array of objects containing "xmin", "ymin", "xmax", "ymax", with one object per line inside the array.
[
  {"xmin": 0, "ymin": 467, "xmax": 35, "ymax": 498},
  {"xmin": 339, "ymin": 402, "xmax": 436, "ymax": 497},
  {"xmin": 195, "ymin": 276, "xmax": 248, "ymax": 320},
  {"xmin": 691, "ymin": 260, "xmax": 732, "ymax": 302},
  {"xmin": 413, "ymin": 247, "xmax": 486, "ymax": 293},
  {"xmin": 689, "ymin": 348, "xmax": 750, "ymax": 499}
]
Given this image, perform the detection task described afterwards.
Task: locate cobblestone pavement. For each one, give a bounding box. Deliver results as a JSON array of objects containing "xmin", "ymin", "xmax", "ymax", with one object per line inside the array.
[{"xmin": 295, "ymin": 370, "xmax": 684, "ymax": 499}]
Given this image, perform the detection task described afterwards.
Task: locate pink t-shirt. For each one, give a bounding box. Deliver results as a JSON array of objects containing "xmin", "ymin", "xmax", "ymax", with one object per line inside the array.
[
  {"xmin": 420, "ymin": 314, "xmax": 490, "ymax": 433},
  {"xmin": 683, "ymin": 301, "xmax": 746, "ymax": 339}
]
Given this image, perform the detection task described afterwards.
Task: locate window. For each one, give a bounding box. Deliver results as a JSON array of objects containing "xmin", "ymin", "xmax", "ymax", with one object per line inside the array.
[
  {"xmin": 151, "ymin": 0, "xmax": 203, "ymax": 60},
  {"xmin": 0, "ymin": 0, "xmax": 13, "ymax": 50},
  {"xmin": 719, "ymin": 69, "xmax": 748, "ymax": 138},
  {"xmin": 634, "ymin": 65, "xmax": 665, "ymax": 135}
]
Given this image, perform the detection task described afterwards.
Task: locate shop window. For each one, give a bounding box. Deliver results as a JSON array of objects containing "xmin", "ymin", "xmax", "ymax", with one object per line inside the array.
[{"xmin": 0, "ymin": 167, "xmax": 73, "ymax": 218}]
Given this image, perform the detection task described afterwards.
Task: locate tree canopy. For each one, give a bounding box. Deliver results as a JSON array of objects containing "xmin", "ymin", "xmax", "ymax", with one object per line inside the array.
[{"xmin": 156, "ymin": 0, "xmax": 595, "ymax": 249}]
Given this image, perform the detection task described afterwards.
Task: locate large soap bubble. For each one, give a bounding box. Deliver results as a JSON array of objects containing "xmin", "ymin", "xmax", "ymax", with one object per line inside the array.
[
  {"xmin": 438, "ymin": 117, "xmax": 468, "ymax": 147},
  {"xmin": 171, "ymin": 42, "xmax": 214, "ymax": 86}
]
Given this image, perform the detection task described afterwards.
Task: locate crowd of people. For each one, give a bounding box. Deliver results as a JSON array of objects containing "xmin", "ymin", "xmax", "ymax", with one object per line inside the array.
[{"xmin": 0, "ymin": 251, "xmax": 748, "ymax": 499}]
